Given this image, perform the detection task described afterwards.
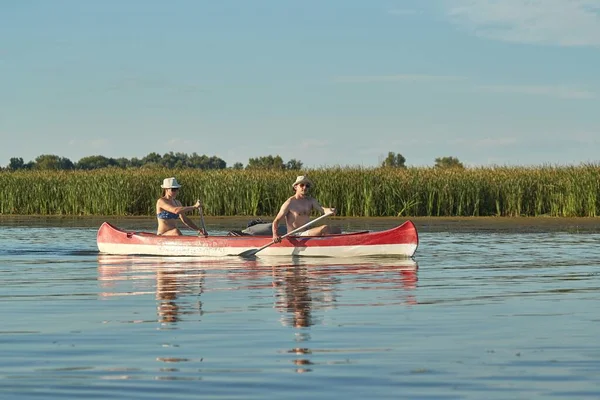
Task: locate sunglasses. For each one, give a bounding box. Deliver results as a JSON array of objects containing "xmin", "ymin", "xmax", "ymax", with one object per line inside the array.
[
  {"xmin": 298, "ymin": 183, "xmax": 310, "ymax": 188},
  {"xmin": 170, "ymin": 188, "xmax": 180, "ymax": 191}
]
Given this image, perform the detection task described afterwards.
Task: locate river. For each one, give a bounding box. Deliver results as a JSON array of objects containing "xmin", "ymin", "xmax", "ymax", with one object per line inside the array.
[{"xmin": 1, "ymin": 217, "xmax": 599, "ymax": 399}]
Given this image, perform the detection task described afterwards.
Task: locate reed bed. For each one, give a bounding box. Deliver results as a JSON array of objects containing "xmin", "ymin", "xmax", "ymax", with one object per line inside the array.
[{"xmin": 1, "ymin": 165, "xmax": 599, "ymax": 217}]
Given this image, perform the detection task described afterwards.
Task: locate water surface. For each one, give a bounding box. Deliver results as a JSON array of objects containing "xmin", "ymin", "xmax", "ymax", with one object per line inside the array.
[{"xmin": 1, "ymin": 220, "xmax": 599, "ymax": 399}]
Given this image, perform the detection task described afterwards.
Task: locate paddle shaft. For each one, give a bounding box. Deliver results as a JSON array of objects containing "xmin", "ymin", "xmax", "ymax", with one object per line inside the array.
[
  {"xmin": 199, "ymin": 207, "xmax": 207, "ymax": 235},
  {"xmin": 240, "ymin": 211, "xmax": 334, "ymax": 256},
  {"xmin": 197, "ymin": 199, "xmax": 208, "ymax": 236}
]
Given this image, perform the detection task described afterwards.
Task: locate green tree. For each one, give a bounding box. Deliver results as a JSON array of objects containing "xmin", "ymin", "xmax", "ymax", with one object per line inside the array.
[
  {"xmin": 188, "ymin": 153, "xmax": 226, "ymax": 169},
  {"xmin": 8, "ymin": 157, "xmax": 25, "ymax": 170},
  {"xmin": 129, "ymin": 157, "xmax": 143, "ymax": 168},
  {"xmin": 434, "ymin": 156, "xmax": 464, "ymax": 169},
  {"xmin": 188, "ymin": 153, "xmax": 207, "ymax": 169},
  {"xmin": 246, "ymin": 155, "xmax": 285, "ymax": 170},
  {"xmin": 381, "ymin": 152, "xmax": 406, "ymax": 168},
  {"xmin": 206, "ymin": 156, "xmax": 226, "ymax": 169},
  {"xmin": 232, "ymin": 162, "xmax": 244, "ymax": 170},
  {"xmin": 34, "ymin": 154, "xmax": 74, "ymax": 170},
  {"xmin": 161, "ymin": 152, "xmax": 188, "ymax": 169},
  {"xmin": 76, "ymin": 155, "xmax": 117, "ymax": 170},
  {"xmin": 114, "ymin": 157, "xmax": 131, "ymax": 168},
  {"xmin": 286, "ymin": 159, "xmax": 303, "ymax": 170},
  {"xmin": 142, "ymin": 152, "xmax": 162, "ymax": 166}
]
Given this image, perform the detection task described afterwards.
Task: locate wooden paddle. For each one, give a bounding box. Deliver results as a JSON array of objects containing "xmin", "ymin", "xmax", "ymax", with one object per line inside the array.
[{"xmin": 238, "ymin": 211, "xmax": 334, "ymax": 257}]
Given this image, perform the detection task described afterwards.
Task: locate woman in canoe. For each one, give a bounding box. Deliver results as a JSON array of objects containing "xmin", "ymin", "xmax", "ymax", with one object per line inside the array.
[{"xmin": 156, "ymin": 177, "xmax": 207, "ymax": 236}]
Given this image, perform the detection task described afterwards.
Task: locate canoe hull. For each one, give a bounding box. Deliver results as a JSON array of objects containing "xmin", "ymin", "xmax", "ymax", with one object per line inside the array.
[{"xmin": 96, "ymin": 221, "xmax": 419, "ymax": 258}]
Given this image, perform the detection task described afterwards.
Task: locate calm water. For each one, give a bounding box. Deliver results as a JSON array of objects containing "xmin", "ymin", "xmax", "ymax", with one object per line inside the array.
[{"xmin": 1, "ymin": 220, "xmax": 599, "ymax": 399}]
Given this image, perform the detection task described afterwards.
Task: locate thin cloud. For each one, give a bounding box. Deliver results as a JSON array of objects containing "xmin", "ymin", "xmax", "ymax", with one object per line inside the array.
[
  {"xmin": 264, "ymin": 140, "xmax": 330, "ymax": 159},
  {"xmin": 68, "ymin": 138, "xmax": 109, "ymax": 149},
  {"xmin": 388, "ymin": 9, "xmax": 420, "ymax": 16},
  {"xmin": 570, "ymin": 131, "xmax": 600, "ymax": 144},
  {"xmin": 446, "ymin": 0, "xmax": 600, "ymax": 46},
  {"xmin": 451, "ymin": 137, "xmax": 518, "ymax": 148},
  {"xmin": 167, "ymin": 138, "xmax": 195, "ymax": 147},
  {"xmin": 334, "ymin": 74, "xmax": 466, "ymax": 83},
  {"xmin": 107, "ymin": 77, "xmax": 203, "ymax": 94},
  {"xmin": 476, "ymin": 84, "xmax": 596, "ymax": 99},
  {"xmin": 294, "ymin": 139, "xmax": 330, "ymax": 151}
]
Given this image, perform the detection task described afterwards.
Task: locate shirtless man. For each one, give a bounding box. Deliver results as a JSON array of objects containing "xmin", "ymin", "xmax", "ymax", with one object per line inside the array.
[{"xmin": 272, "ymin": 175, "xmax": 340, "ymax": 242}]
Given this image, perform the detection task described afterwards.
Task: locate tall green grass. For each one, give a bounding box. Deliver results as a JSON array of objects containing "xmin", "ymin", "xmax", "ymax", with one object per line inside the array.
[{"xmin": 1, "ymin": 165, "xmax": 599, "ymax": 217}]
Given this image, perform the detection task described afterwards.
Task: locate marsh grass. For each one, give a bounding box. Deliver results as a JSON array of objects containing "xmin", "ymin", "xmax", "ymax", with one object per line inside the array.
[{"xmin": 1, "ymin": 165, "xmax": 599, "ymax": 217}]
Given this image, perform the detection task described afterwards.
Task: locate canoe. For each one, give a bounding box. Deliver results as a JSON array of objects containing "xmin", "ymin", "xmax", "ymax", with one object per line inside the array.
[{"xmin": 96, "ymin": 220, "xmax": 419, "ymax": 258}]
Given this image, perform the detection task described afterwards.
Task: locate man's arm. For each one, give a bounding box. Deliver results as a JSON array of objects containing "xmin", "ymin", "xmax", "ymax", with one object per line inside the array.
[
  {"xmin": 312, "ymin": 198, "xmax": 336, "ymax": 216},
  {"xmin": 272, "ymin": 199, "xmax": 291, "ymax": 241}
]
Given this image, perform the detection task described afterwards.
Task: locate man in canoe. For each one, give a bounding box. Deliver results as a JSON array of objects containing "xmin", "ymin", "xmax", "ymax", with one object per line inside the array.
[
  {"xmin": 272, "ymin": 175, "xmax": 340, "ymax": 242},
  {"xmin": 156, "ymin": 177, "xmax": 207, "ymax": 236}
]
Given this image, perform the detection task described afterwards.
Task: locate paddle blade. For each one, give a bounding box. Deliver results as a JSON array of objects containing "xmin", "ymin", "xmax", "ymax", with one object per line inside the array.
[
  {"xmin": 238, "ymin": 248, "xmax": 259, "ymax": 257},
  {"xmin": 238, "ymin": 237, "xmax": 278, "ymax": 257}
]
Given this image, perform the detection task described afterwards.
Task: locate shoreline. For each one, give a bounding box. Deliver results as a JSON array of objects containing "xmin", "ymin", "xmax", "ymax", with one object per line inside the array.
[{"xmin": 1, "ymin": 215, "xmax": 600, "ymax": 233}]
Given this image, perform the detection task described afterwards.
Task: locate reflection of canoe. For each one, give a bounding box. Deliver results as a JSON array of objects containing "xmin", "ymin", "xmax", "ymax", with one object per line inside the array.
[
  {"xmin": 97, "ymin": 254, "xmax": 418, "ymax": 287},
  {"xmin": 97, "ymin": 255, "xmax": 419, "ymax": 325},
  {"xmin": 96, "ymin": 253, "xmax": 419, "ymax": 270},
  {"xmin": 96, "ymin": 221, "xmax": 419, "ymax": 258}
]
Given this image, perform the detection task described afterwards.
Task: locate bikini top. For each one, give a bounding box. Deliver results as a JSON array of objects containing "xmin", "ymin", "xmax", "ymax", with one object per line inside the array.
[{"xmin": 157, "ymin": 210, "xmax": 179, "ymax": 220}]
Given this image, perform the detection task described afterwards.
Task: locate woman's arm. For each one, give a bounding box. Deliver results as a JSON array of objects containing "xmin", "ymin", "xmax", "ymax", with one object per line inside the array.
[
  {"xmin": 157, "ymin": 198, "xmax": 201, "ymax": 214},
  {"xmin": 179, "ymin": 213, "xmax": 206, "ymax": 235},
  {"xmin": 177, "ymin": 199, "xmax": 207, "ymax": 235}
]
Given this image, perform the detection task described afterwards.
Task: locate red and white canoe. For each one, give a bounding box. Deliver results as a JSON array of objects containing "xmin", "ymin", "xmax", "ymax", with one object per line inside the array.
[{"xmin": 96, "ymin": 221, "xmax": 419, "ymax": 258}]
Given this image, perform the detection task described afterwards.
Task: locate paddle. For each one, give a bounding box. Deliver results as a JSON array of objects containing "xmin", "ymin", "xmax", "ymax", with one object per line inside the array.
[
  {"xmin": 238, "ymin": 211, "xmax": 334, "ymax": 257},
  {"xmin": 197, "ymin": 199, "xmax": 208, "ymax": 236}
]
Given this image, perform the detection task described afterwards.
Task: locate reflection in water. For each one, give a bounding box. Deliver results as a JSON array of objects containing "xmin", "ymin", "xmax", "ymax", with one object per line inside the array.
[
  {"xmin": 289, "ymin": 348, "xmax": 313, "ymax": 374},
  {"xmin": 97, "ymin": 254, "xmax": 418, "ymax": 326},
  {"xmin": 97, "ymin": 254, "xmax": 418, "ymax": 373},
  {"xmin": 97, "ymin": 255, "xmax": 205, "ymax": 326},
  {"xmin": 274, "ymin": 266, "xmax": 315, "ymax": 328},
  {"xmin": 269, "ymin": 257, "xmax": 418, "ymax": 373},
  {"xmin": 156, "ymin": 268, "xmax": 205, "ymax": 325},
  {"xmin": 157, "ymin": 270, "xmax": 180, "ymax": 324},
  {"xmin": 271, "ymin": 258, "xmax": 419, "ymax": 328}
]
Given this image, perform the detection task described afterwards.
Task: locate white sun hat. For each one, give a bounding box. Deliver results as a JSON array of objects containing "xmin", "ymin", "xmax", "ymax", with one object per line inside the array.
[
  {"xmin": 161, "ymin": 177, "xmax": 182, "ymax": 189},
  {"xmin": 292, "ymin": 175, "xmax": 313, "ymax": 189}
]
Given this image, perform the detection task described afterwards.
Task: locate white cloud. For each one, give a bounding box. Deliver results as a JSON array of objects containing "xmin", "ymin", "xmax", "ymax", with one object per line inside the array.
[
  {"xmin": 446, "ymin": 0, "xmax": 600, "ymax": 46},
  {"xmin": 476, "ymin": 84, "xmax": 596, "ymax": 99},
  {"xmin": 334, "ymin": 74, "xmax": 466, "ymax": 83}
]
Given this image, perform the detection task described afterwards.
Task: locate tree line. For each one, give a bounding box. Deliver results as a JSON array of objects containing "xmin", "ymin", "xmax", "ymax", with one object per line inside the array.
[
  {"xmin": 380, "ymin": 153, "xmax": 463, "ymax": 169},
  {"xmin": 3, "ymin": 151, "xmax": 464, "ymax": 171},
  {"xmin": 3, "ymin": 153, "xmax": 306, "ymax": 171}
]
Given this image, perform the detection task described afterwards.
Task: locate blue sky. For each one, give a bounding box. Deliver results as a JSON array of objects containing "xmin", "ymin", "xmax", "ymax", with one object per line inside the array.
[{"xmin": 2, "ymin": 0, "xmax": 599, "ymax": 168}]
